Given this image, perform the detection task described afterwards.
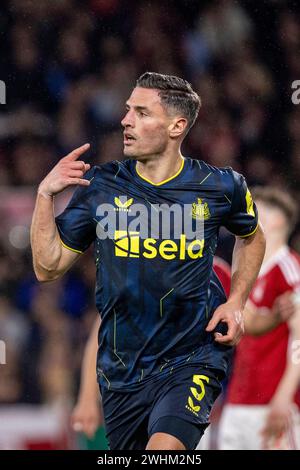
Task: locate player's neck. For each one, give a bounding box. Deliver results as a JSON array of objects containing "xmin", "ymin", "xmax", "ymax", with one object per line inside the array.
[
  {"xmin": 263, "ymin": 237, "xmax": 287, "ymax": 264},
  {"xmin": 136, "ymin": 151, "xmax": 184, "ymax": 185}
]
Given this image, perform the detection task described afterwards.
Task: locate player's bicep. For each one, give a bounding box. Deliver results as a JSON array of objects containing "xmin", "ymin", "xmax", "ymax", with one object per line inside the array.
[{"xmin": 56, "ymin": 244, "xmax": 82, "ymax": 275}]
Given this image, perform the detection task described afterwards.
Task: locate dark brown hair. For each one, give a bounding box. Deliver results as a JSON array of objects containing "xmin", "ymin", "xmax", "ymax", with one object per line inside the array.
[{"xmin": 136, "ymin": 72, "xmax": 201, "ymax": 132}]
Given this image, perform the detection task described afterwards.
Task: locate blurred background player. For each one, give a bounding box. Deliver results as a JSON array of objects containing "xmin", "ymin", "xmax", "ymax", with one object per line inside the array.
[{"xmin": 218, "ymin": 187, "xmax": 300, "ymax": 450}]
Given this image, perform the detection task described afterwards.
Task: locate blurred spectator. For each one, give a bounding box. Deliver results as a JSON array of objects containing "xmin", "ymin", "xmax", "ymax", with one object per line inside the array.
[
  {"xmin": 198, "ymin": 0, "xmax": 253, "ymax": 57},
  {"xmin": 0, "ymin": 293, "xmax": 29, "ymax": 403}
]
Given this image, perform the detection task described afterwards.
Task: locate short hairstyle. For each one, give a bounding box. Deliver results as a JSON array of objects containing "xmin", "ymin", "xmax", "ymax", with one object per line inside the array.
[
  {"xmin": 252, "ymin": 186, "xmax": 298, "ymax": 234},
  {"xmin": 136, "ymin": 72, "xmax": 201, "ymax": 132}
]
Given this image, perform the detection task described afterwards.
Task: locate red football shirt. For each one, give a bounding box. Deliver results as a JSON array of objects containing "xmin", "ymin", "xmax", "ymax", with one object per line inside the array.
[{"xmin": 227, "ymin": 246, "xmax": 300, "ymax": 405}]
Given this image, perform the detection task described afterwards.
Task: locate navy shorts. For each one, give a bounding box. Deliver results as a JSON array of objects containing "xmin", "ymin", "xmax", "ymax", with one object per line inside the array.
[{"xmin": 100, "ymin": 364, "xmax": 222, "ymax": 450}]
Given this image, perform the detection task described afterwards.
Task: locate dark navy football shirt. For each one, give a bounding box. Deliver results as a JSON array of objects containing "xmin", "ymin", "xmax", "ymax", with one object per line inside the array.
[{"xmin": 55, "ymin": 158, "xmax": 258, "ymax": 390}]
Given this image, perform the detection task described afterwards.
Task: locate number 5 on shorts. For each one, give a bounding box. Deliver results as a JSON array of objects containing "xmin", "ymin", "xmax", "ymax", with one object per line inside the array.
[{"xmin": 188, "ymin": 375, "xmax": 210, "ymax": 412}]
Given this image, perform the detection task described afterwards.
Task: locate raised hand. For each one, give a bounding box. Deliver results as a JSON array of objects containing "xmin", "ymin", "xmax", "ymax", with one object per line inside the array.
[{"xmin": 38, "ymin": 143, "xmax": 91, "ymax": 199}]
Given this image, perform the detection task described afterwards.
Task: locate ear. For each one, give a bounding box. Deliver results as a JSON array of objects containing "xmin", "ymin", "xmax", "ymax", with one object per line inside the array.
[{"xmin": 168, "ymin": 117, "xmax": 188, "ymax": 138}]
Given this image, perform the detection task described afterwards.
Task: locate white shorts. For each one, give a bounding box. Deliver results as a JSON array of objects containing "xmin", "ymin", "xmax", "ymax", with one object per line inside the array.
[{"xmin": 218, "ymin": 404, "xmax": 300, "ymax": 450}]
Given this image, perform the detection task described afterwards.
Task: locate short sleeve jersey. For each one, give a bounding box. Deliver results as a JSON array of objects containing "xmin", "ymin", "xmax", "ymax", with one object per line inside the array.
[{"xmin": 56, "ymin": 158, "xmax": 258, "ymax": 390}]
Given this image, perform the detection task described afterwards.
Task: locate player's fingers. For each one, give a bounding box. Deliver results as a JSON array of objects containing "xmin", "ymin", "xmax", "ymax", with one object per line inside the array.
[
  {"xmin": 68, "ymin": 161, "xmax": 91, "ymax": 172},
  {"xmin": 64, "ymin": 143, "xmax": 90, "ymax": 161},
  {"xmin": 214, "ymin": 333, "xmax": 232, "ymax": 344},
  {"xmin": 67, "ymin": 170, "xmax": 86, "ymax": 178},
  {"xmin": 214, "ymin": 321, "xmax": 239, "ymax": 344},
  {"xmin": 205, "ymin": 312, "xmax": 221, "ymax": 331},
  {"xmin": 65, "ymin": 178, "xmax": 91, "ymax": 187},
  {"xmin": 215, "ymin": 332, "xmax": 242, "ymax": 345}
]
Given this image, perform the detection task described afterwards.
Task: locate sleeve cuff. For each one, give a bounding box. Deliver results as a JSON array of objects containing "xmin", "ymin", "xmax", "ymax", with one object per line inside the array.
[
  {"xmin": 59, "ymin": 238, "xmax": 83, "ymax": 254},
  {"xmin": 236, "ymin": 223, "xmax": 259, "ymax": 239}
]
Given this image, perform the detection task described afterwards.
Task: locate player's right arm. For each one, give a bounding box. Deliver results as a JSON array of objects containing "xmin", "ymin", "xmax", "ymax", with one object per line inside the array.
[
  {"xmin": 31, "ymin": 143, "xmax": 91, "ymax": 282},
  {"xmin": 206, "ymin": 171, "xmax": 265, "ymax": 345}
]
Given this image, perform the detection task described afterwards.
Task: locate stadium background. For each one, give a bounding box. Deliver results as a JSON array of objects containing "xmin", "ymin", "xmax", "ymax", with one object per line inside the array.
[{"xmin": 0, "ymin": 0, "xmax": 300, "ymax": 449}]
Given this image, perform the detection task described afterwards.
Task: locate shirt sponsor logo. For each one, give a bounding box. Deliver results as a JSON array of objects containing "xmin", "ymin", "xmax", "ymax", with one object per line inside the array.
[{"xmin": 114, "ymin": 231, "xmax": 205, "ymax": 260}]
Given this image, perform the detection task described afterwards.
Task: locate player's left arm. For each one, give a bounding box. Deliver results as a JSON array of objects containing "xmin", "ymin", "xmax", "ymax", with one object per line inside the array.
[
  {"xmin": 261, "ymin": 303, "xmax": 300, "ymax": 445},
  {"xmin": 206, "ymin": 225, "xmax": 266, "ymax": 345},
  {"xmin": 206, "ymin": 171, "xmax": 266, "ymax": 345}
]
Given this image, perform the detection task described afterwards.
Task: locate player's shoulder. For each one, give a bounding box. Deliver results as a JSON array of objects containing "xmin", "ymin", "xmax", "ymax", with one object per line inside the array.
[
  {"xmin": 187, "ymin": 157, "xmax": 233, "ymax": 176},
  {"xmin": 187, "ymin": 157, "xmax": 240, "ymax": 192},
  {"xmin": 90, "ymin": 160, "xmax": 120, "ymax": 176},
  {"xmin": 89, "ymin": 159, "xmax": 132, "ymax": 181}
]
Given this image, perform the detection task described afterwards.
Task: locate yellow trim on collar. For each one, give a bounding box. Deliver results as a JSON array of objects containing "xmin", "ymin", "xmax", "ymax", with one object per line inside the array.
[{"xmin": 135, "ymin": 158, "xmax": 185, "ymax": 186}]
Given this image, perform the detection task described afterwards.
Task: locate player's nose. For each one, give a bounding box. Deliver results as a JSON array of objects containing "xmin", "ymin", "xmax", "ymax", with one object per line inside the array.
[{"xmin": 121, "ymin": 111, "xmax": 134, "ymax": 128}]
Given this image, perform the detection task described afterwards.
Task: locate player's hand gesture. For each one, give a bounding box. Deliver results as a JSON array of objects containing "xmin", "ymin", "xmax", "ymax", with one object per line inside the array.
[
  {"xmin": 205, "ymin": 300, "xmax": 245, "ymax": 346},
  {"xmin": 38, "ymin": 143, "xmax": 91, "ymax": 199}
]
